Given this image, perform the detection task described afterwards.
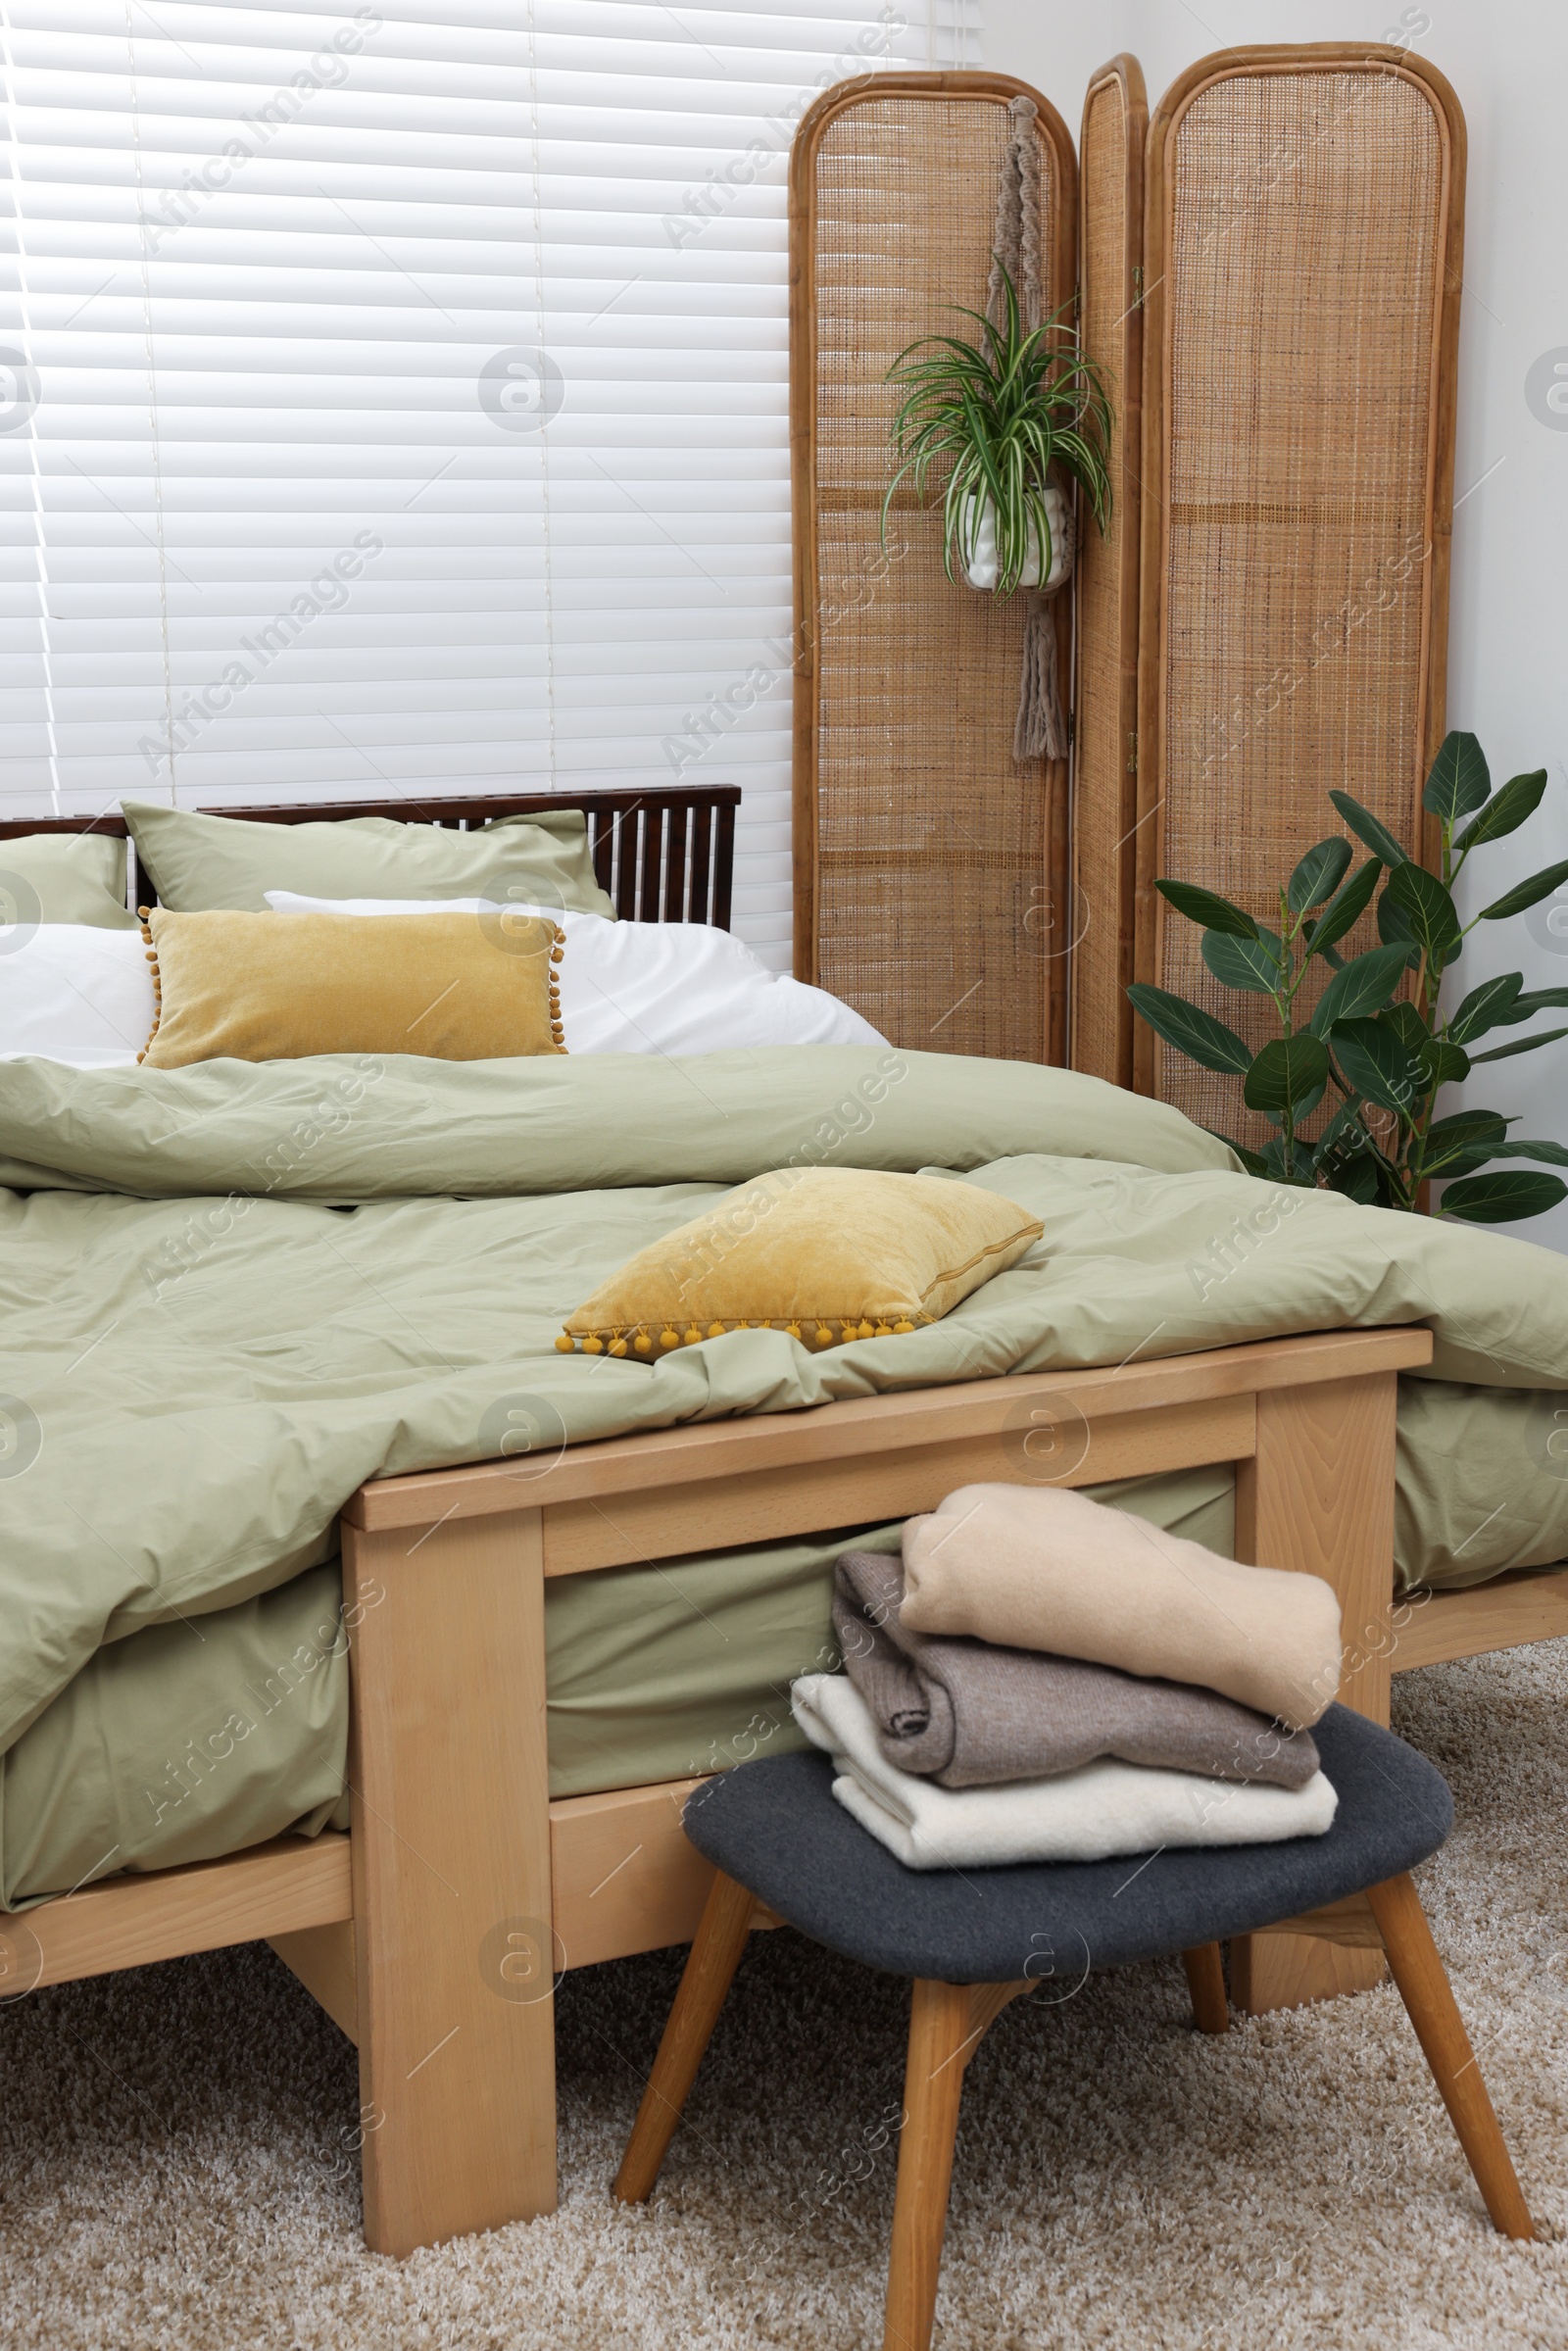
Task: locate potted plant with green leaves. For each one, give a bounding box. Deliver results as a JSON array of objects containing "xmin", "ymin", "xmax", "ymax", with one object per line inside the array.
[
  {"xmin": 1127, "ymin": 731, "xmax": 1568, "ymax": 1224},
  {"xmin": 881, "ymin": 260, "xmax": 1114, "ymax": 598}
]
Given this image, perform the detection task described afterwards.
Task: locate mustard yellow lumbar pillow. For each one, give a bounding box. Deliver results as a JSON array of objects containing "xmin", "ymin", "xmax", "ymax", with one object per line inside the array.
[
  {"xmin": 137, "ymin": 906, "xmax": 565, "ymax": 1068},
  {"xmin": 556, "ymin": 1166, "xmax": 1044, "ymax": 1356}
]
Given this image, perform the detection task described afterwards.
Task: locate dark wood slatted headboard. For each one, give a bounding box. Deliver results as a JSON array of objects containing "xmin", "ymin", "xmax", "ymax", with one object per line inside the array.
[{"xmin": 0, "ymin": 787, "xmax": 742, "ymax": 928}]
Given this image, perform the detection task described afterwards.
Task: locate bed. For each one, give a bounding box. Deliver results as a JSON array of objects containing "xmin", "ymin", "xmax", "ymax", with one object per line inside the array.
[{"xmin": 3, "ymin": 789, "xmax": 1567, "ymax": 2257}]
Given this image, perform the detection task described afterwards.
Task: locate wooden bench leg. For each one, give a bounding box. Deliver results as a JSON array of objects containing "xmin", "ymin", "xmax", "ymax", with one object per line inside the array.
[
  {"xmin": 613, "ymin": 1868, "xmax": 756, "ymax": 2203},
  {"xmin": 1182, "ymin": 1942, "xmax": 1230, "ymax": 2034},
  {"xmin": 1234, "ymin": 1369, "xmax": 1396, "ymax": 2016},
  {"xmin": 345, "ymin": 1506, "xmax": 557, "ymax": 2256},
  {"xmin": 1366, "ymin": 1872, "xmax": 1534, "ymax": 2239}
]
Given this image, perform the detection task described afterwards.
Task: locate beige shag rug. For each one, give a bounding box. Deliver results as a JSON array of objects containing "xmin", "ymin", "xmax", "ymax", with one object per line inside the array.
[{"xmin": 3, "ymin": 1644, "xmax": 1566, "ymax": 2351}]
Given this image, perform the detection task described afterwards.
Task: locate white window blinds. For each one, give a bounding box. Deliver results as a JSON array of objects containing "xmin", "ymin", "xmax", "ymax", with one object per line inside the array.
[{"xmin": 1, "ymin": 0, "xmax": 979, "ymax": 960}]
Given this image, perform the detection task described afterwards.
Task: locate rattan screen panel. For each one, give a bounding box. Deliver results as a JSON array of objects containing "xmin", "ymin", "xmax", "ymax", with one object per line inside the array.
[
  {"xmin": 1134, "ymin": 48, "xmax": 1464, "ymax": 1141},
  {"xmin": 1068, "ymin": 56, "xmax": 1147, "ymax": 1089},
  {"xmin": 791, "ymin": 74, "xmax": 1076, "ymax": 1063}
]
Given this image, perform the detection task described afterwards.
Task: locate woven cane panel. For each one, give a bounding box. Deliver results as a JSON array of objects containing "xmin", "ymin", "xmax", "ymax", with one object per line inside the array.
[
  {"xmin": 811, "ymin": 97, "xmax": 1060, "ymax": 1061},
  {"xmin": 1157, "ymin": 68, "xmax": 1444, "ymax": 1142},
  {"xmin": 1070, "ymin": 78, "xmax": 1135, "ymax": 1085}
]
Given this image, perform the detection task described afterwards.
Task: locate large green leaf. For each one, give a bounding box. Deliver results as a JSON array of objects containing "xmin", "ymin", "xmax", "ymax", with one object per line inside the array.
[
  {"xmin": 1418, "ymin": 1037, "xmax": 1471, "ymax": 1090},
  {"xmin": 1381, "ymin": 1000, "xmax": 1429, "ymax": 1053},
  {"xmin": 1495, "ymin": 985, "xmax": 1568, "ymax": 1025},
  {"xmin": 1326, "ymin": 1152, "xmax": 1382, "ymax": 1204},
  {"xmin": 1287, "ymin": 835, "xmax": 1354, "ymax": 913},
  {"xmin": 1200, "ymin": 929, "xmax": 1282, "ymax": 995},
  {"xmin": 1440, "ymin": 1169, "xmax": 1568, "ymax": 1224},
  {"xmin": 1303, "ymin": 857, "xmax": 1382, "ymax": 960},
  {"xmin": 1310, "ymin": 1102, "xmax": 1389, "ymax": 1203},
  {"xmin": 1330, "ymin": 1015, "xmax": 1424, "ymax": 1117},
  {"xmin": 1447, "ymin": 972, "xmax": 1524, "ymax": 1044},
  {"xmin": 1126, "ymin": 984, "xmax": 1253, "ymax": 1075},
  {"xmin": 1243, "ymin": 1034, "xmax": 1330, "ymax": 1120},
  {"xmin": 1422, "ymin": 730, "xmax": 1491, "ymax": 823},
  {"xmin": 1489, "ymin": 1140, "xmax": 1568, "ymax": 1168},
  {"xmin": 1376, "ymin": 888, "xmax": 1422, "ymax": 970},
  {"xmin": 1469, "ymin": 1025, "xmax": 1568, "ymax": 1066},
  {"xmin": 1309, "ymin": 942, "xmax": 1411, "ymax": 1034},
  {"xmin": 1421, "ymin": 1110, "xmax": 1508, "ymax": 1172},
  {"xmin": 1328, "ymin": 789, "xmax": 1409, "ymax": 868},
  {"xmin": 1154, "ymin": 879, "xmax": 1258, "ymax": 937},
  {"xmin": 1476, "ymin": 857, "xmax": 1568, "ymax": 923},
  {"xmin": 1454, "ymin": 768, "xmax": 1548, "ymax": 854},
  {"xmin": 1386, "ymin": 858, "xmax": 1462, "ymax": 967}
]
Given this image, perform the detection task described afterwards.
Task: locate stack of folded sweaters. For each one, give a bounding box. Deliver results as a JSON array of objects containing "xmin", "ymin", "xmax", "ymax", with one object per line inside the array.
[{"xmin": 790, "ymin": 1482, "xmax": 1345, "ymax": 1870}]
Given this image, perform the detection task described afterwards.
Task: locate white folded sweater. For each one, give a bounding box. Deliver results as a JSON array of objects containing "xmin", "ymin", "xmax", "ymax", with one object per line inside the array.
[{"xmin": 790, "ymin": 1673, "xmax": 1338, "ymax": 1872}]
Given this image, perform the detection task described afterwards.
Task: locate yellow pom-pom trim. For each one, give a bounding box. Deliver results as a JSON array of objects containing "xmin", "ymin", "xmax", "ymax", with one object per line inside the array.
[
  {"xmin": 555, "ymin": 1333, "xmax": 574, "ymax": 1352},
  {"xmin": 565, "ymin": 1309, "xmax": 937, "ymax": 1354},
  {"xmin": 547, "ymin": 922, "xmax": 566, "ymax": 1054}
]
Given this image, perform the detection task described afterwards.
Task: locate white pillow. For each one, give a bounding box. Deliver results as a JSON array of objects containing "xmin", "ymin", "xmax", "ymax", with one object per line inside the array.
[
  {"xmin": 264, "ymin": 894, "xmax": 889, "ymax": 1056},
  {"xmin": 0, "ymin": 925, "xmax": 154, "ymax": 1065}
]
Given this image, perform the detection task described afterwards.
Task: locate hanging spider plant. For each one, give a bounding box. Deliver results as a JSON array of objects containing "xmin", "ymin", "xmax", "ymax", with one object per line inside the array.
[{"xmin": 881, "ymin": 260, "xmax": 1115, "ymax": 595}]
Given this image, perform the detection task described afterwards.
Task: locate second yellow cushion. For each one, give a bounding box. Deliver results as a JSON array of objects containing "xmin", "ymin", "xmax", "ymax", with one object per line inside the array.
[{"xmin": 558, "ymin": 1166, "xmax": 1044, "ymax": 1355}]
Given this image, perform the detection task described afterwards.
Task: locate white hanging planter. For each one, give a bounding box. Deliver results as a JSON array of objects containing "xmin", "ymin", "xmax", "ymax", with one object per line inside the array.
[{"xmin": 959, "ymin": 485, "xmax": 1072, "ymax": 593}]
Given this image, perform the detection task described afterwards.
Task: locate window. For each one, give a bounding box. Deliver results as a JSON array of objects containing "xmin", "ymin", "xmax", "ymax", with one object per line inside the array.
[{"xmin": 2, "ymin": 0, "xmax": 978, "ymax": 960}]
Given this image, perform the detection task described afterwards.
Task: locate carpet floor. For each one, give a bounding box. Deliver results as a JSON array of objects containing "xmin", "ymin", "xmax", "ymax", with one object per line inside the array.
[{"xmin": 2, "ymin": 1643, "xmax": 1566, "ymax": 2351}]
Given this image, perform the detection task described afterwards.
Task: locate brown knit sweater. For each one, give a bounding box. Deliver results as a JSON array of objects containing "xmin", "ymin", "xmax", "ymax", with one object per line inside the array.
[{"xmin": 832, "ymin": 1549, "xmax": 1321, "ymax": 1790}]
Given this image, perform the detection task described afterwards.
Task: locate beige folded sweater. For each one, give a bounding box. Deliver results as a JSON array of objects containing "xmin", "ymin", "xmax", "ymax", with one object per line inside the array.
[{"xmin": 901, "ymin": 1484, "xmax": 1342, "ymax": 1732}]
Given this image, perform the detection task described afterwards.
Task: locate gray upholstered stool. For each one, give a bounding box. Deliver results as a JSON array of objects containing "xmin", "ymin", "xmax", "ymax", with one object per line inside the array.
[{"xmin": 614, "ymin": 1705, "xmax": 1532, "ymax": 2351}]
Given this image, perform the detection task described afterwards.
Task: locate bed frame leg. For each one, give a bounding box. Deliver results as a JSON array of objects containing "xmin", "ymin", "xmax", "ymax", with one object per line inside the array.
[
  {"xmin": 1233, "ymin": 1369, "xmax": 1397, "ymax": 2017},
  {"xmin": 344, "ymin": 1505, "xmax": 557, "ymax": 2255}
]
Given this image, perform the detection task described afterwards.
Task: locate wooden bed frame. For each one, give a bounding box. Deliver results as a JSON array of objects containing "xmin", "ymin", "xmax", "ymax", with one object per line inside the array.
[
  {"xmin": 15, "ymin": 1319, "xmax": 1568, "ymax": 2259},
  {"xmin": 5, "ymin": 793, "xmax": 1568, "ymax": 2258}
]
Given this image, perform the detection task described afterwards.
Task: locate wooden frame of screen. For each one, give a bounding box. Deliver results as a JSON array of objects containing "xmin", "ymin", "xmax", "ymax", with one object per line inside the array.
[
  {"xmin": 1131, "ymin": 43, "xmax": 1465, "ymax": 1097},
  {"xmin": 788, "ymin": 71, "xmax": 1077, "ymax": 1066}
]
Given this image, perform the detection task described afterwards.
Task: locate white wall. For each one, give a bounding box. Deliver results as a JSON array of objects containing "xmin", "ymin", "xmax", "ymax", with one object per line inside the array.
[{"xmin": 984, "ymin": 0, "xmax": 1568, "ymax": 1246}]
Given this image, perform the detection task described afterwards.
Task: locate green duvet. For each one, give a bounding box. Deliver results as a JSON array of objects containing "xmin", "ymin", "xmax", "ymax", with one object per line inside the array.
[{"xmin": 3, "ymin": 1045, "xmax": 1566, "ymax": 1907}]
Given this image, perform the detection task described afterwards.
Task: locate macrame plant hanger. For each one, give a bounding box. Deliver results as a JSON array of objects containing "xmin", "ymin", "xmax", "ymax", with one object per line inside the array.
[{"xmin": 986, "ymin": 94, "xmax": 1074, "ymax": 764}]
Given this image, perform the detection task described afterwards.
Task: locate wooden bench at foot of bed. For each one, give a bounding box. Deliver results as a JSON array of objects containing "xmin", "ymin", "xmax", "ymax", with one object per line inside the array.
[{"xmin": 23, "ymin": 1322, "xmax": 1568, "ymax": 2260}]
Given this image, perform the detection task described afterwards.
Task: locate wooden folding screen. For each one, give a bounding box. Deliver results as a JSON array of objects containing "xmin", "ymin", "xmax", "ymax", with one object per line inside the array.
[
  {"xmin": 790, "ymin": 49, "xmax": 1462, "ymax": 1104},
  {"xmin": 1128, "ymin": 45, "xmax": 1465, "ymax": 1132},
  {"xmin": 1068, "ymin": 56, "xmax": 1147, "ymax": 1092},
  {"xmin": 790, "ymin": 73, "xmax": 1076, "ymax": 1064}
]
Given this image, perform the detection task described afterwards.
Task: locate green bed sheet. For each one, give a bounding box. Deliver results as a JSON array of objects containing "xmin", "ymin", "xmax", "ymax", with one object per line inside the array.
[{"xmin": 3, "ymin": 1044, "xmax": 1566, "ymax": 1907}]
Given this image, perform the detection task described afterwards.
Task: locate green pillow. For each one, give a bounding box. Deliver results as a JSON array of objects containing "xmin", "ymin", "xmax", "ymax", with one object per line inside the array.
[
  {"xmin": 122, "ymin": 800, "xmax": 617, "ymax": 919},
  {"xmin": 0, "ymin": 830, "xmax": 138, "ymax": 928}
]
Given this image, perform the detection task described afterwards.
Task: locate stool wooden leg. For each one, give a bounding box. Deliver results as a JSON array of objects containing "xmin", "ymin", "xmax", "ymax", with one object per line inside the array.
[
  {"xmin": 1364, "ymin": 1872, "xmax": 1534, "ymax": 2240},
  {"xmin": 1182, "ymin": 1942, "xmax": 1230, "ymax": 2034},
  {"xmin": 613, "ymin": 1868, "xmax": 756, "ymax": 2204},
  {"xmin": 884, "ymin": 1979, "xmax": 973, "ymax": 2351}
]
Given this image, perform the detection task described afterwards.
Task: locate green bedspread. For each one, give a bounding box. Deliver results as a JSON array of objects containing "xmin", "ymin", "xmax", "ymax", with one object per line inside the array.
[{"xmin": 4, "ymin": 1044, "xmax": 1567, "ymax": 1906}]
